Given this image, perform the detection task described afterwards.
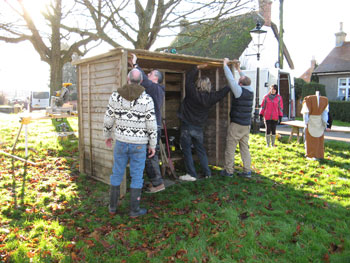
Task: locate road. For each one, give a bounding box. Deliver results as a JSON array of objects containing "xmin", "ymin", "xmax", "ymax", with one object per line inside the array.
[{"xmin": 264, "ymin": 124, "xmax": 350, "ymax": 143}]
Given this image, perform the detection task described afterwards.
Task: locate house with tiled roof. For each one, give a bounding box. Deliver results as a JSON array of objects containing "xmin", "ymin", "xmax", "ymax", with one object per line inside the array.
[{"xmin": 313, "ymin": 23, "xmax": 350, "ymax": 101}]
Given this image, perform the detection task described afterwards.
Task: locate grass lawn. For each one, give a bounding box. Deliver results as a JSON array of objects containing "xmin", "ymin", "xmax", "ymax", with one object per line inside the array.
[{"xmin": 0, "ymin": 115, "xmax": 349, "ymax": 262}]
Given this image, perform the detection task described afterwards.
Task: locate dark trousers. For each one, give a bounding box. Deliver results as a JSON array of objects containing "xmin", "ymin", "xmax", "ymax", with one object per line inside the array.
[
  {"xmin": 145, "ymin": 129, "xmax": 163, "ymax": 187},
  {"xmin": 265, "ymin": 120, "xmax": 278, "ymax": 135},
  {"xmin": 180, "ymin": 122, "xmax": 211, "ymax": 178}
]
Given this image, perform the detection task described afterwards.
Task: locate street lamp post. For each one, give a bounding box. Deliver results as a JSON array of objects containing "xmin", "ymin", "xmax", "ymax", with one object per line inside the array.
[{"xmin": 249, "ymin": 22, "xmax": 267, "ymax": 133}]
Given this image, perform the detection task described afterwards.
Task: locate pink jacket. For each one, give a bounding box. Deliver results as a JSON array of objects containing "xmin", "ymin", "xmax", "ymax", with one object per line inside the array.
[{"xmin": 259, "ymin": 94, "xmax": 283, "ymax": 121}]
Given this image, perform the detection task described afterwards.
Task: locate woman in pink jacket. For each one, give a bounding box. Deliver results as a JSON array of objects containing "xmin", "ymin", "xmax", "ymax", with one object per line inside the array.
[{"xmin": 259, "ymin": 84, "xmax": 283, "ymax": 147}]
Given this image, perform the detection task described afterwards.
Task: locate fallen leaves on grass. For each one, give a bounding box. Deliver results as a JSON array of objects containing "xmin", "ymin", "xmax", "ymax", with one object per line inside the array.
[
  {"xmin": 239, "ymin": 212, "xmax": 249, "ymax": 221},
  {"xmin": 88, "ymin": 229, "xmax": 114, "ymax": 250},
  {"xmin": 264, "ymin": 201, "xmax": 274, "ymax": 211},
  {"xmin": 329, "ymin": 242, "xmax": 344, "ymax": 254},
  {"xmin": 291, "ymin": 224, "xmax": 303, "ymax": 243},
  {"xmin": 175, "ymin": 249, "xmax": 187, "ymax": 258}
]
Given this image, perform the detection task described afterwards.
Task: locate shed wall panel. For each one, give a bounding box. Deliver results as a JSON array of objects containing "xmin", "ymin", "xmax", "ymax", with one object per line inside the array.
[
  {"xmin": 83, "ymin": 148, "xmax": 113, "ymax": 166},
  {"xmin": 78, "ymin": 55, "xmax": 122, "ymax": 183}
]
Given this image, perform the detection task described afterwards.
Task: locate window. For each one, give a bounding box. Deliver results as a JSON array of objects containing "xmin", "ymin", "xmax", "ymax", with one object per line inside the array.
[
  {"xmin": 338, "ymin": 88, "xmax": 346, "ymax": 96},
  {"xmin": 33, "ymin": 91, "xmax": 50, "ymax": 99},
  {"xmin": 338, "ymin": 77, "xmax": 350, "ymax": 101},
  {"xmin": 339, "ymin": 78, "xmax": 346, "ymax": 86}
]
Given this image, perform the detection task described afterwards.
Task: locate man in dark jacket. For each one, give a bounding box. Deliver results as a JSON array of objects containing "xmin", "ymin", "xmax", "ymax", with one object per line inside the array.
[
  {"xmin": 177, "ymin": 64, "xmax": 230, "ymax": 181},
  {"xmin": 129, "ymin": 54, "xmax": 166, "ymax": 193},
  {"xmin": 221, "ymin": 58, "xmax": 254, "ymax": 178}
]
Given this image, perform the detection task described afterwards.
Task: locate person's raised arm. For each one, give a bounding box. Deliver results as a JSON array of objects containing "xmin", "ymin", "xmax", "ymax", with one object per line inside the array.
[
  {"xmin": 130, "ymin": 53, "xmax": 164, "ymax": 103},
  {"xmin": 128, "ymin": 53, "xmax": 138, "ymax": 68},
  {"xmin": 223, "ymin": 58, "xmax": 242, "ymax": 98},
  {"xmin": 129, "ymin": 54, "xmax": 152, "ymax": 87},
  {"xmin": 185, "ymin": 64, "xmax": 207, "ymax": 93}
]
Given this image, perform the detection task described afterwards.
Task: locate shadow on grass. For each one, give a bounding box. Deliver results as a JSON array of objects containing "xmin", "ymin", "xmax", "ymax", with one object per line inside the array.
[
  {"xmin": 281, "ymin": 136, "xmax": 350, "ymax": 169},
  {"xmin": 325, "ymin": 149, "xmax": 350, "ymax": 161},
  {"xmin": 10, "ymin": 118, "xmax": 78, "ymax": 206},
  {"xmin": 51, "ymin": 117, "xmax": 77, "ymax": 138},
  {"xmin": 50, "ymin": 118, "xmax": 79, "ymax": 159},
  {"xmin": 319, "ymin": 157, "xmax": 350, "ymax": 172},
  {"xmin": 323, "ymin": 141, "xmax": 350, "ymax": 170},
  {"xmin": 5, "ymin": 167, "xmax": 350, "ymax": 262}
]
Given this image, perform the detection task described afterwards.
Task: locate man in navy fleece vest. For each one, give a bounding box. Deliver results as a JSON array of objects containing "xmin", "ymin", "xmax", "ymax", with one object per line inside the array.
[{"xmin": 129, "ymin": 54, "xmax": 166, "ymax": 193}]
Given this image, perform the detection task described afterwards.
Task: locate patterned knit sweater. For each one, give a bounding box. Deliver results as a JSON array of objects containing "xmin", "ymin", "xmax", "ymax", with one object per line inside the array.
[{"xmin": 103, "ymin": 84, "xmax": 157, "ymax": 149}]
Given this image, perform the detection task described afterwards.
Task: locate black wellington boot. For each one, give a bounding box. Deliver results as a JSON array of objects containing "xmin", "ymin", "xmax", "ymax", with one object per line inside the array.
[
  {"xmin": 130, "ymin": 188, "xmax": 147, "ymax": 218},
  {"xmin": 109, "ymin": 185, "xmax": 120, "ymax": 216}
]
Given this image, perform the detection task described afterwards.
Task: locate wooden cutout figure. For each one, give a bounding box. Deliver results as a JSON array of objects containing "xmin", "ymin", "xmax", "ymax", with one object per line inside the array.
[{"xmin": 301, "ymin": 91, "xmax": 329, "ymax": 159}]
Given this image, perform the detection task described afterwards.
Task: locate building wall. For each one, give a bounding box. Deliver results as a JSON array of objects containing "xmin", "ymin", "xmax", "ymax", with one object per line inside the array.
[{"xmin": 319, "ymin": 73, "xmax": 349, "ymax": 101}]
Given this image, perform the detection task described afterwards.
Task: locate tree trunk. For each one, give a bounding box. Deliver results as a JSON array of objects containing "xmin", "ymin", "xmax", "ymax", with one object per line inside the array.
[
  {"xmin": 50, "ymin": 0, "xmax": 63, "ymax": 95},
  {"xmin": 50, "ymin": 58, "xmax": 63, "ymax": 96}
]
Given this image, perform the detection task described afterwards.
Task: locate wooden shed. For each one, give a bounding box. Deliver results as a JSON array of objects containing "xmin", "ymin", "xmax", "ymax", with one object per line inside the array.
[{"xmin": 74, "ymin": 47, "xmax": 233, "ymax": 185}]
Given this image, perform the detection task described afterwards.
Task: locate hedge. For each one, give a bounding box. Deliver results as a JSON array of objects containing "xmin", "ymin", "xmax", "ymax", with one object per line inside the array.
[
  {"xmin": 301, "ymin": 82, "xmax": 326, "ymax": 98},
  {"xmin": 329, "ymin": 101, "xmax": 350, "ymax": 122},
  {"xmin": 294, "ymin": 78, "xmax": 350, "ymax": 121}
]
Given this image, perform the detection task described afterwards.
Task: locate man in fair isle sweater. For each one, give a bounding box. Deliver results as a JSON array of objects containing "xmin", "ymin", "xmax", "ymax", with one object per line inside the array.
[{"xmin": 103, "ymin": 68, "xmax": 157, "ymax": 218}]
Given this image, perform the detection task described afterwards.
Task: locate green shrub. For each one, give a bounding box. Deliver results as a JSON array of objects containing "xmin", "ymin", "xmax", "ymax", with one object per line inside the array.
[
  {"xmin": 294, "ymin": 78, "xmax": 305, "ymax": 100},
  {"xmin": 329, "ymin": 101, "xmax": 350, "ymax": 122},
  {"xmin": 301, "ymin": 82, "xmax": 326, "ymax": 98},
  {"xmin": 294, "ymin": 78, "xmax": 350, "ymax": 121},
  {"xmin": 294, "ymin": 78, "xmax": 326, "ymax": 99}
]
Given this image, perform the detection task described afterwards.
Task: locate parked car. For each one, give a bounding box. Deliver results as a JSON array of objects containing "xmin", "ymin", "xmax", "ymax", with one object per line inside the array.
[{"xmin": 8, "ymin": 98, "xmax": 26, "ymax": 106}]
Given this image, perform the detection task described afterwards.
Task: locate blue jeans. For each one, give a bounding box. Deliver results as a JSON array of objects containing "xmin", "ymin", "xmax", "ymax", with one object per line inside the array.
[
  {"xmin": 110, "ymin": 140, "xmax": 147, "ymax": 189},
  {"xmin": 145, "ymin": 129, "xmax": 163, "ymax": 186},
  {"xmin": 180, "ymin": 122, "xmax": 211, "ymax": 178}
]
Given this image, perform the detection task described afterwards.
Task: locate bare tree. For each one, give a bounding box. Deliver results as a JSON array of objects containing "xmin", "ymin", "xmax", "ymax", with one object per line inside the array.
[
  {"xmin": 69, "ymin": 0, "xmax": 255, "ymax": 51},
  {"xmin": 0, "ymin": 0, "xmax": 99, "ymax": 94}
]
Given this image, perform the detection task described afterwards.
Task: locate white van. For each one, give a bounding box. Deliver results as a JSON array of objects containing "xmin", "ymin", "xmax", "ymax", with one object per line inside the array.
[{"xmin": 29, "ymin": 91, "xmax": 50, "ymax": 112}]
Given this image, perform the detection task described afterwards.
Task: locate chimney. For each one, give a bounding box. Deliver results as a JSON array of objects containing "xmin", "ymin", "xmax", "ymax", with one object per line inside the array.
[
  {"xmin": 259, "ymin": 0, "xmax": 272, "ymax": 27},
  {"xmin": 311, "ymin": 56, "xmax": 316, "ymax": 70},
  {"xmin": 335, "ymin": 22, "xmax": 347, "ymax": 47},
  {"xmin": 180, "ymin": 19, "xmax": 189, "ymax": 33}
]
